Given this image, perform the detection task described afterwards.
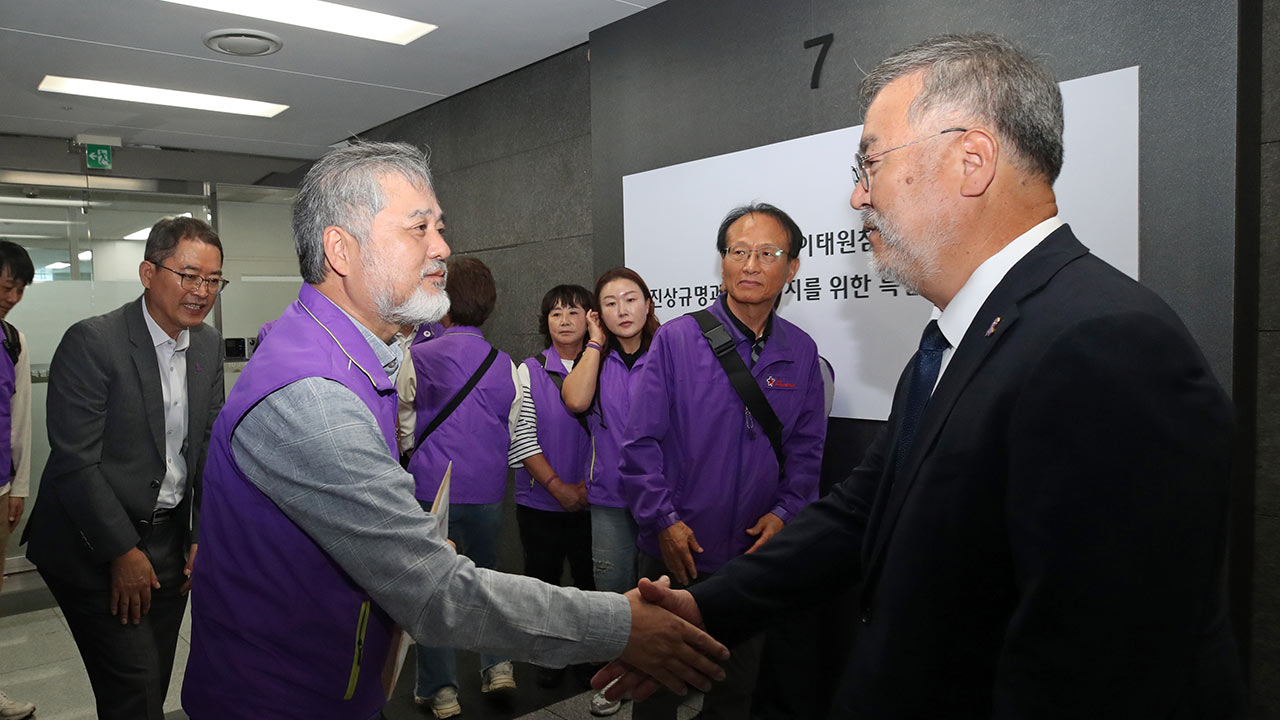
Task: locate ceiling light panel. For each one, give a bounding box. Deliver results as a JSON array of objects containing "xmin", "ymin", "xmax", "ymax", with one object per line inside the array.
[
  {"xmin": 161, "ymin": 0, "xmax": 437, "ymax": 45},
  {"xmin": 38, "ymin": 76, "xmax": 288, "ymax": 118}
]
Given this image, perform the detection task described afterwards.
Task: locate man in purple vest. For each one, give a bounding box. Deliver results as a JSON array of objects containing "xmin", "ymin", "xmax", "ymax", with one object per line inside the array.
[
  {"xmin": 183, "ymin": 141, "xmax": 728, "ymax": 720},
  {"xmin": 619, "ymin": 203, "xmax": 827, "ymax": 720},
  {"xmin": 0, "ymin": 241, "xmax": 35, "ymax": 720}
]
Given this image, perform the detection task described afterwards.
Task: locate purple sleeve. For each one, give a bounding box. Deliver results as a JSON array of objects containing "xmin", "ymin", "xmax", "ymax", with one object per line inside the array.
[
  {"xmin": 770, "ymin": 349, "xmax": 826, "ymax": 523},
  {"xmin": 618, "ymin": 326, "xmax": 679, "ymax": 532}
]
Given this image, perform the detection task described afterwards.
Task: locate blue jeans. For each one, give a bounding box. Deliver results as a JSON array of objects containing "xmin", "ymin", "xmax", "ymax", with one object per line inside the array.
[
  {"xmin": 590, "ymin": 505, "xmax": 638, "ymax": 594},
  {"xmin": 414, "ymin": 501, "xmax": 508, "ymax": 697}
]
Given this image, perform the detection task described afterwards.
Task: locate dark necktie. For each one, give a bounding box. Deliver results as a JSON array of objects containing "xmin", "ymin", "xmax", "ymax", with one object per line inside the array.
[{"xmin": 894, "ymin": 320, "xmax": 949, "ymax": 475}]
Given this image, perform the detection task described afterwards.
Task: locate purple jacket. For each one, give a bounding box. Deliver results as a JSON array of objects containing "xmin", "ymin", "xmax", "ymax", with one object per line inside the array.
[
  {"xmin": 0, "ymin": 334, "xmax": 13, "ymax": 492},
  {"xmin": 619, "ymin": 296, "xmax": 825, "ymax": 573},
  {"xmin": 585, "ymin": 348, "xmax": 648, "ymax": 508},
  {"xmin": 514, "ymin": 349, "xmax": 589, "ymax": 512},
  {"xmin": 406, "ymin": 326, "xmax": 514, "ymax": 504},
  {"xmin": 184, "ymin": 285, "xmax": 396, "ymax": 720}
]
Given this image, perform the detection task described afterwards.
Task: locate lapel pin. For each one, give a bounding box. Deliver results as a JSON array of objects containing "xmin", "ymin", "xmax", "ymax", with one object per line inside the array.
[
  {"xmin": 984, "ymin": 317, "xmax": 1002, "ymax": 337},
  {"xmin": 195, "ymin": 361, "xmax": 202, "ymax": 373}
]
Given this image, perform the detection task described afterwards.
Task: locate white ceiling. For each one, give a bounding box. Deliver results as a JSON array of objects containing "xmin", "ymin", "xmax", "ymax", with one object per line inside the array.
[{"xmin": 0, "ymin": 0, "xmax": 662, "ymax": 161}]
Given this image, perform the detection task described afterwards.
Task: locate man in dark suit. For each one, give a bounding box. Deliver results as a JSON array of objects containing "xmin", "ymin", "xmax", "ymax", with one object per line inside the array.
[
  {"xmin": 597, "ymin": 32, "xmax": 1245, "ymax": 718},
  {"xmin": 24, "ymin": 216, "xmax": 226, "ymax": 719}
]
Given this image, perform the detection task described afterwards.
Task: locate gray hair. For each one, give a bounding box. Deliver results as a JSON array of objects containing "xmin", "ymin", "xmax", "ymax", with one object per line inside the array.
[
  {"xmin": 859, "ymin": 33, "xmax": 1064, "ymax": 184},
  {"xmin": 292, "ymin": 141, "xmax": 435, "ymax": 284}
]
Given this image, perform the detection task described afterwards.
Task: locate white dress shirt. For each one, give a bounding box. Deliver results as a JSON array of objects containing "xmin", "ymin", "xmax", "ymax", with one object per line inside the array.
[
  {"xmin": 933, "ymin": 216, "xmax": 1064, "ymax": 388},
  {"xmin": 141, "ymin": 301, "xmax": 190, "ymax": 509}
]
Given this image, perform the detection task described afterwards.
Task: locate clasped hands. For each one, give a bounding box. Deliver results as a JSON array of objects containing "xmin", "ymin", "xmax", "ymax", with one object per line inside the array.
[{"xmin": 602, "ymin": 576, "xmax": 720, "ymax": 702}]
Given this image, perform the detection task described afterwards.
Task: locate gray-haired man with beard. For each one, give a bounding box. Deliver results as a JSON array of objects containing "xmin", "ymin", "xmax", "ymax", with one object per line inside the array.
[{"xmin": 183, "ymin": 141, "xmax": 728, "ymax": 719}]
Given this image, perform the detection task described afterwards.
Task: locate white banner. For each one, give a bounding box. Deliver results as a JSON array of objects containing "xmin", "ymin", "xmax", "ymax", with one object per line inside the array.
[{"xmin": 623, "ymin": 67, "xmax": 1139, "ymax": 420}]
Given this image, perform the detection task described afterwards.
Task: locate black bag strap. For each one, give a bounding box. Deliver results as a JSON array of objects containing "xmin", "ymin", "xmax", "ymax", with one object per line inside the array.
[
  {"xmin": 536, "ymin": 354, "xmax": 591, "ymax": 434},
  {"xmin": 691, "ymin": 310, "xmax": 785, "ymax": 467},
  {"xmin": 1, "ymin": 320, "xmax": 19, "ymax": 366},
  {"xmin": 401, "ymin": 347, "xmax": 500, "ymax": 469}
]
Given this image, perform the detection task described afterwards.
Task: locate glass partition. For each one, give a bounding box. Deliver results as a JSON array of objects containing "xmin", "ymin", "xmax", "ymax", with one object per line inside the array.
[{"xmin": 0, "ymin": 173, "xmax": 211, "ymax": 573}]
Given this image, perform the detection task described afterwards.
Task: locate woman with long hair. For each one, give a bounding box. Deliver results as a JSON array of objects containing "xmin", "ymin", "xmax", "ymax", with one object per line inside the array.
[{"xmin": 560, "ymin": 267, "xmax": 660, "ymax": 716}]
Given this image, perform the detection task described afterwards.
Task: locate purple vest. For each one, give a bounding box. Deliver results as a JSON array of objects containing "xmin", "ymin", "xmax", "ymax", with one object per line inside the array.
[
  {"xmin": 407, "ymin": 326, "xmax": 514, "ymax": 504},
  {"xmin": 514, "ymin": 349, "xmax": 589, "ymax": 512},
  {"xmin": 0, "ymin": 332, "xmax": 15, "ymax": 492},
  {"xmin": 183, "ymin": 285, "xmax": 396, "ymax": 720},
  {"xmin": 586, "ymin": 349, "xmax": 647, "ymax": 508}
]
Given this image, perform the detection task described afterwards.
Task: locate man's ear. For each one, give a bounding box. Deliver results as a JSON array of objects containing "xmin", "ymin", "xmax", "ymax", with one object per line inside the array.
[
  {"xmin": 324, "ymin": 226, "xmax": 357, "ymax": 277},
  {"xmin": 959, "ymin": 128, "xmax": 998, "ymax": 198},
  {"xmin": 139, "ymin": 260, "xmax": 155, "ymax": 289}
]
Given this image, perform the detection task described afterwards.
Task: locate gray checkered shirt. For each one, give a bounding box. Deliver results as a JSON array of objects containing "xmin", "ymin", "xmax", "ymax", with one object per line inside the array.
[{"xmin": 232, "ymin": 308, "xmax": 630, "ymax": 667}]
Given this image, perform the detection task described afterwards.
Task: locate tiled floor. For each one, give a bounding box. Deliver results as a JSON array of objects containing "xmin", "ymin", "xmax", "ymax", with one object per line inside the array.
[{"xmin": 0, "ymin": 597, "xmax": 702, "ymax": 720}]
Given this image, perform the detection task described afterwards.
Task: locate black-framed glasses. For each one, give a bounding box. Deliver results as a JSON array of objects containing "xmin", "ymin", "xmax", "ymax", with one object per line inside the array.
[
  {"xmin": 722, "ymin": 244, "xmax": 788, "ymax": 265},
  {"xmin": 851, "ymin": 127, "xmax": 967, "ymax": 192},
  {"xmin": 152, "ymin": 262, "xmax": 230, "ymax": 295}
]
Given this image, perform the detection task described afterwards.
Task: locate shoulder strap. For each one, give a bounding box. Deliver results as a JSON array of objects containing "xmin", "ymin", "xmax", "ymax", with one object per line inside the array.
[
  {"xmin": 1, "ymin": 321, "xmax": 19, "ymax": 365},
  {"xmin": 401, "ymin": 347, "xmax": 500, "ymax": 468},
  {"xmin": 691, "ymin": 310, "xmax": 784, "ymax": 466}
]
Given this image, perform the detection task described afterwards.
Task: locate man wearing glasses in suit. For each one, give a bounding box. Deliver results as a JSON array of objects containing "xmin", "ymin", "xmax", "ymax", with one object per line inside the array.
[{"xmin": 24, "ymin": 215, "xmax": 226, "ymax": 720}]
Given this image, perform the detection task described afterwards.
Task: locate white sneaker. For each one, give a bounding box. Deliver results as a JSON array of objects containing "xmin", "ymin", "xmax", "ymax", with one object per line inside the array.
[
  {"xmin": 481, "ymin": 660, "xmax": 517, "ymax": 694},
  {"xmin": 589, "ymin": 690, "xmax": 623, "ymax": 716},
  {"xmin": 0, "ymin": 689, "xmax": 35, "ymax": 720},
  {"xmin": 413, "ymin": 685, "xmax": 461, "ymax": 719}
]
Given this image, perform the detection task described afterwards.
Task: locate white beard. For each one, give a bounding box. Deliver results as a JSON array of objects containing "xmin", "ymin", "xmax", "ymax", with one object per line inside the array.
[
  {"xmin": 862, "ymin": 204, "xmax": 956, "ymax": 295},
  {"xmin": 366, "ymin": 254, "xmax": 451, "ymax": 326}
]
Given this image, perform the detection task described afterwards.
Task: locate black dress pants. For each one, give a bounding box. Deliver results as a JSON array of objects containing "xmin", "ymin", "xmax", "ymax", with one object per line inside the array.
[
  {"xmin": 43, "ymin": 514, "xmax": 188, "ymax": 720},
  {"xmin": 515, "ymin": 504, "xmax": 594, "ymax": 591}
]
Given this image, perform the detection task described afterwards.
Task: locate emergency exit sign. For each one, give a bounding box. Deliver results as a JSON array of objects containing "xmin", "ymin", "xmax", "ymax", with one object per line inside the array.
[{"xmin": 86, "ymin": 144, "xmax": 112, "ymax": 170}]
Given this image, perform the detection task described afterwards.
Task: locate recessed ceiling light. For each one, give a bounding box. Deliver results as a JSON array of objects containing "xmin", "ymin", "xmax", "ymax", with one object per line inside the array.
[
  {"xmin": 203, "ymin": 29, "xmax": 284, "ymax": 57},
  {"xmin": 79, "ymin": 250, "xmax": 93, "ymax": 261},
  {"xmin": 38, "ymin": 76, "xmax": 288, "ymax": 118},
  {"xmin": 161, "ymin": 0, "xmax": 437, "ymax": 45},
  {"xmin": 46, "ymin": 262, "xmax": 71, "ymax": 270}
]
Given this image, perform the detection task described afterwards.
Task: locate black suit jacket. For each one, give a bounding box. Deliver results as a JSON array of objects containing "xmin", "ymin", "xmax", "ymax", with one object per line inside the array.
[
  {"xmin": 691, "ymin": 226, "xmax": 1244, "ymax": 718},
  {"xmin": 24, "ymin": 296, "xmax": 224, "ymax": 589}
]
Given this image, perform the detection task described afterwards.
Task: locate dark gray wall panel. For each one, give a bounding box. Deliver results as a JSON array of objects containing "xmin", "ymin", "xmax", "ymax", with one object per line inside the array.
[
  {"xmin": 591, "ymin": 0, "xmax": 1240, "ymax": 391},
  {"xmin": 1264, "ymin": 142, "xmax": 1280, "ymax": 332},
  {"xmin": 368, "ymin": 47, "xmax": 591, "ymax": 177},
  {"xmin": 1265, "ymin": 0, "xmax": 1280, "ymax": 144}
]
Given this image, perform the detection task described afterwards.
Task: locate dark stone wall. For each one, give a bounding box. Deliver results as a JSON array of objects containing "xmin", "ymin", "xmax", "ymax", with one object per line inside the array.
[{"xmin": 1253, "ymin": 0, "xmax": 1279, "ymax": 714}]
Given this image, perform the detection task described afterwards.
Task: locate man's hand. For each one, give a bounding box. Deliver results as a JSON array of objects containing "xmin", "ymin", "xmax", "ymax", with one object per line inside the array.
[
  {"xmin": 658, "ymin": 521, "xmax": 702, "ymax": 585},
  {"xmin": 5, "ymin": 496, "xmax": 23, "ymax": 533},
  {"xmin": 110, "ymin": 547, "xmax": 160, "ymax": 625},
  {"xmin": 594, "ymin": 577, "xmax": 714, "ymax": 701},
  {"xmin": 180, "ymin": 543, "xmax": 198, "ymax": 595},
  {"xmin": 614, "ymin": 580, "xmax": 727, "ymax": 698},
  {"xmin": 744, "ymin": 512, "xmax": 784, "ymax": 554},
  {"xmin": 547, "ymin": 476, "xmax": 588, "ymax": 512}
]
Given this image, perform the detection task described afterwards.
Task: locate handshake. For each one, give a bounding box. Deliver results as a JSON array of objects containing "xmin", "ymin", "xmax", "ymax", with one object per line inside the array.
[{"xmin": 600, "ymin": 577, "xmax": 724, "ymax": 703}]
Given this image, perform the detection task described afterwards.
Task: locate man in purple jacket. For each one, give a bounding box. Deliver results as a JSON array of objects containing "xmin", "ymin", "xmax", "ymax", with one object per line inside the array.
[{"xmin": 619, "ymin": 203, "xmax": 827, "ymax": 720}]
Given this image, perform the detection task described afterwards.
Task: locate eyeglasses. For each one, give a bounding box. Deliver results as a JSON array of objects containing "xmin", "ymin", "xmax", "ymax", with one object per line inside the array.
[
  {"xmin": 722, "ymin": 244, "xmax": 788, "ymax": 265},
  {"xmin": 153, "ymin": 262, "xmax": 230, "ymax": 295},
  {"xmin": 851, "ymin": 127, "xmax": 967, "ymax": 192}
]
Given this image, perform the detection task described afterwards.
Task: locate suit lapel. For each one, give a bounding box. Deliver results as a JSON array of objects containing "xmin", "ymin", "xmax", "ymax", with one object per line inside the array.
[
  {"xmin": 185, "ymin": 329, "xmax": 211, "ymax": 466},
  {"xmin": 127, "ymin": 298, "xmax": 167, "ymax": 463},
  {"xmin": 862, "ymin": 226, "xmax": 1091, "ymax": 581}
]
